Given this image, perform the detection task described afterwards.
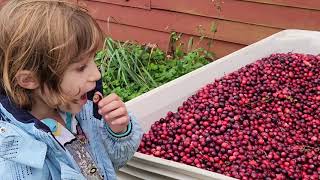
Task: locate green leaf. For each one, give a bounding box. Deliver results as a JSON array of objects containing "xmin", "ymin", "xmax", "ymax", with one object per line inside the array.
[
  {"xmin": 187, "ymin": 37, "xmax": 193, "ymax": 52},
  {"xmin": 95, "ymin": 50, "xmax": 106, "ymax": 61},
  {"xmin": 96, "ymin": 36, "xmax": 210, "ymax": 102},
  {"xmin": 210, "ymin": 22, "xmax": 217, "ymax": 33}
]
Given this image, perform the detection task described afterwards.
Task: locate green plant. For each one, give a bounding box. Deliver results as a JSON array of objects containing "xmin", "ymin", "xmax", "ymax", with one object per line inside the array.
[
  {"xmin": 95, "ymin": 37, "xmax": 211, "ymax": 102},
  {"xmin": 189, "ymin": 0, "xmax": 223, "ymax": 53},
  {"xmin": 96, "ymin": 38, "xmax": 158, "ymax": 89},
  {"xmin": 169, "ymin": 31, "xmax": 183, "ymax": 58}
]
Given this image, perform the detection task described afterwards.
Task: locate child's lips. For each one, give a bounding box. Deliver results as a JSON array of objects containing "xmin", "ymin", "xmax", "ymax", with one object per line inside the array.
[
  {"xmin": 79, "ymin": 94, "xmax": 88, "ymax": 104},
  {"xmin": 80, "ymin": 94, "xmax": 87, "ymax": 100}
]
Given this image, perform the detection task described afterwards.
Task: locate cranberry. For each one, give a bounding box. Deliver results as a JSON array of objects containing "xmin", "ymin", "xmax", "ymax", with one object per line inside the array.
[{"xmin": 138, "ymin": 53, "xmax": 320, "ymax": 179}]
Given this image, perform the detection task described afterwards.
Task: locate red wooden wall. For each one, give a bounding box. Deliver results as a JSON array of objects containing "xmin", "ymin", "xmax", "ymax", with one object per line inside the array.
[
  {"xmin": 1, "ymin": 0, "xmax": 319, "ymax": 58},
  {"xmin": 79, "ymin": 0, "xmax": 320, "ymax": 58}
]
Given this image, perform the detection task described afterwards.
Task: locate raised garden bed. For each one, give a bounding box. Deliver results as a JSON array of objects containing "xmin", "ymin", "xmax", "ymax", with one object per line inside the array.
[{"xmin": 117, "ymin": 30, "xmax": 320, "ymax": 180}]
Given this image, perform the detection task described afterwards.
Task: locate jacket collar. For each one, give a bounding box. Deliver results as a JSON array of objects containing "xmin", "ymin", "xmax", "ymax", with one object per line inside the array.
[
  {"xmin": 0, "ymin": 94, "xmax": 51, "ymax": 132},
  {"xmin": 0, "ymin": 95, "xmax": 49, "ymax": 169}
]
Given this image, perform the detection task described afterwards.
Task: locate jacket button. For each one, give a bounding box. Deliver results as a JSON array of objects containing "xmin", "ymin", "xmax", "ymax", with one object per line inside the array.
[
  {"xmin": 0, "ymin": 127, "xmax": 5, "ymax": 133},
  {"xmin": 89, "ymin": 167, "xmax": 97, "ymax": 174}
]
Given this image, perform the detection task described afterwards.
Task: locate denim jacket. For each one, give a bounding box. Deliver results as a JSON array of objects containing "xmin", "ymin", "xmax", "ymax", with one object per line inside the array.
[{"xmin": 0, "ymin": 94, "xmax": 143, "ymax": 180}]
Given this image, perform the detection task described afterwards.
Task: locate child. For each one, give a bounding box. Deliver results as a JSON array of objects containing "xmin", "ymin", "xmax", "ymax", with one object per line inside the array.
[{"xmin": 0, "ymin": 0, "xmax": 143, "ymax": 179}]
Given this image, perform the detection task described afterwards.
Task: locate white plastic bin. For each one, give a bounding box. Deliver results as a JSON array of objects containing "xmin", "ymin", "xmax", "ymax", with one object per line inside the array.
[{"xmin": 117, "ymin": 30, "xmax": 320, "ymax": 180}]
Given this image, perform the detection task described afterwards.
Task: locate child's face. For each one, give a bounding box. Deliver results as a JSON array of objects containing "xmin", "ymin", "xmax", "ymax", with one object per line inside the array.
[{"xmin": 58, "ymin": 55, "xmax": 101, "ymax": 113}]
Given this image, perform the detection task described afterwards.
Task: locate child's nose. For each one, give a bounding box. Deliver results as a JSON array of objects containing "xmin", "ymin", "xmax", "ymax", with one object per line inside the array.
[{"xmin": 89, "ymin": 65, "xmax": 101, "ymax": 82}]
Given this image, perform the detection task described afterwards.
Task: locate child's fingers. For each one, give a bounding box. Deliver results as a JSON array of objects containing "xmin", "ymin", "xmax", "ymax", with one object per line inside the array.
[
  {"xmin": 109, "ymin": 115, "xmax": 129, "ymax": 126},
  {"xmin": 98, "ymin": 93, "xmax": 121, "ymax": 108},
  {"xmin": 105, "ymin": 107, "xmax": 127, "ymax": 120},
  {"xmin": 98, "ymin": 100, "xmax": 122, "ymax": 115}
]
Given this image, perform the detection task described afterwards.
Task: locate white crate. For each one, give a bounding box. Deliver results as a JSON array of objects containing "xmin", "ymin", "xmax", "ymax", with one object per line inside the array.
[{"xmin": 118, "ymin": 30, "xmax": 320, "ymax": 180}]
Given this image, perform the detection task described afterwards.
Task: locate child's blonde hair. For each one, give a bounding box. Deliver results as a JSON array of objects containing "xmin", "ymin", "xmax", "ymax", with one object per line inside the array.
[{"xmin": 0, "ymin": 0, "xmax": 104, "ymax": 109}]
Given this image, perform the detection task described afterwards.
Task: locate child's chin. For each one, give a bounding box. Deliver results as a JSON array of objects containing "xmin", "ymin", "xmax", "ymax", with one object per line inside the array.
[
  {"xmin": 60, "ymin": 103, "xmax": 84, "ymax": 114},
  {"xmin": 71, "ymin": 105, "xmax": 84, "ymax": 114}
]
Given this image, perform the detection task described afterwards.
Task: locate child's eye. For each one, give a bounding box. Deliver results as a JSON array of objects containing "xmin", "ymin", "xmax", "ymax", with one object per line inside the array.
[{"xmin": 77, "ymin": 65, "xmax": 87, "ymax": 72}]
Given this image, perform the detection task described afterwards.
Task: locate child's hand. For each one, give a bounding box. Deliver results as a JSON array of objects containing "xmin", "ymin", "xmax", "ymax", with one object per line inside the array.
[{"xmin": 97, "ymin": 93, "xmax": 129, "ymax": 133}]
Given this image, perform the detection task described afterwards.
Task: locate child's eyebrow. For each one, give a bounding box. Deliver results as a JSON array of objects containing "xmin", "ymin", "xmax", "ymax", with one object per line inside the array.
[{"xmin": 73, "ymin": 54, "xmax": 93, "ymax": 64}]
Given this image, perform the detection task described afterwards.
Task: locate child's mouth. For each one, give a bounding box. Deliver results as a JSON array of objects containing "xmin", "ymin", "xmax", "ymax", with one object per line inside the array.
[
  {"xmin": 80, "ymin": 94, "xmax": 87, "ymax": 100},
  {"xmin": 80, "ymin": 93, "xmax": 88, "ymax": 104}
]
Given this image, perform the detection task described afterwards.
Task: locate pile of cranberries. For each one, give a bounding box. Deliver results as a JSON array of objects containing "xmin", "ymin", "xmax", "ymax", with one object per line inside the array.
[{"xmin": 138, "ymin": 53, "xmax": 320, "ymax": 180}]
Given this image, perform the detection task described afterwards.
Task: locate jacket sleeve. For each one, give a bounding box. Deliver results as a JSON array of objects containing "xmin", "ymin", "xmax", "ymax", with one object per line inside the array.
[
  {"xmin": 0, "ymin": 121, "xmax": 49, "ymax": 179},
  {"xmin": 0, "ymin": 160, "xmax": 50, "ymax": 180},
  {"xmin": 100, "ymin": 113, "xmax": 143, "ymax": 170},
  {"xmin": 76, "ymin": 101, "xmax": 143, "ymax": 170}
]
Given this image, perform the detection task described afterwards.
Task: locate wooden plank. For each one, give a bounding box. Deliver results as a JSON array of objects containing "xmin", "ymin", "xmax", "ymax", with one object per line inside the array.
[
  {"xmin": 177, "ymin": 34, "xmax": 246, "ymax": 58},
  {"xmin": 241, "ymin": 0, "xmax": 320, "ymax": 11},
  {"xmin": 212, "ymin": 40, "xmax": 245, "ymax": 59},
  {"xmin": 0, "ymin": 0, "xmax": 79, "ymax": 5},
  {"xmin": 151, "ymin": 0, "xmax": 320, "ymax": 30},
  {"xmin": 89, "ymin": 0, "xmax": 150, "ymax": 9},
  {"xmin": 97, "ymin": 20, "xmax": 245, "ymax": 58},
  {"xmin": 81, "ymin": 0, "xmax": 281, "ymax": 45},
  {"xmin": 97, "ymin": 20, "xmax": 170, "ymax": 51},
  {"xmin": 151, "ymin": 0, "xmax": 220, "ymax": 20}
]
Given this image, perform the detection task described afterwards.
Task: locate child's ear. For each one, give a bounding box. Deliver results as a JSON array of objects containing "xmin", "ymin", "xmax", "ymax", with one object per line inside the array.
[{"xmin": 15, "ymin": 70, "xmax": 39, "ymax": 90}]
